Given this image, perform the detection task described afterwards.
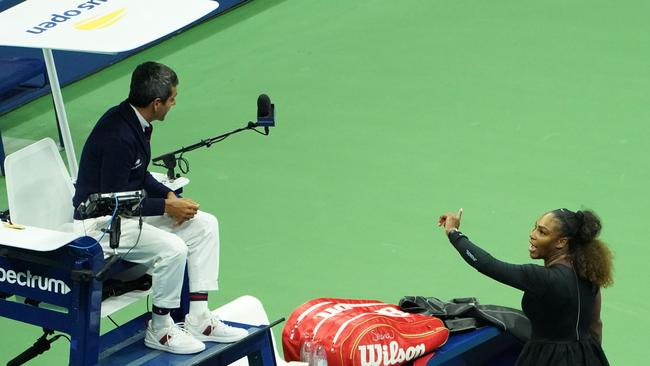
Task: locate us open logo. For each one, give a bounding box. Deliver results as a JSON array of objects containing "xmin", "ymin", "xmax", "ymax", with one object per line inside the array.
[
  {"xmin": 25, "ymin": 0, "xmax": 126, "ymax": 35},
  {"xmin": 74, "ymin": 8, "xmax": 125, "ymax": 30}
]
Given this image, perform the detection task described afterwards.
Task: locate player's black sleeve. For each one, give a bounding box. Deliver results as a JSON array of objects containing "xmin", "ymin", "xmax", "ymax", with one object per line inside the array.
[{"xmin": 447, "ymin": 230, "xmax": 551, "ymax": 296}]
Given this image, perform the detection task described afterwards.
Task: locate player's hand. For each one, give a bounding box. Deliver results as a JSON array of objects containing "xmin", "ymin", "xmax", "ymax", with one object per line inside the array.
[
  {"xmin": 438, "ymin": 208, "xmax": 463, "ymax": 235},
  {"xmin": 165, "ymin": 195, "xmax": 199, "ymax": 225}
]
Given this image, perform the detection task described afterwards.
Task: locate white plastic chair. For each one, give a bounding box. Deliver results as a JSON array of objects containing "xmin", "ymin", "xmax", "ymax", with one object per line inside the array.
[
  {"xmin": 4, "ymin": 137, "xmax": 74, "ymax": 232},
  {"xmin": 3, "ymin": 137, "xmax": 150, "ymax": 316}
]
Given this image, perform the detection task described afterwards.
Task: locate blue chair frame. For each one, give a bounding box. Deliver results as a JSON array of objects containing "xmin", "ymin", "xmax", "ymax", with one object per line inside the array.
[{"xmin": 0, "ymin": 235, "xmax": 280, "ymax": 365}]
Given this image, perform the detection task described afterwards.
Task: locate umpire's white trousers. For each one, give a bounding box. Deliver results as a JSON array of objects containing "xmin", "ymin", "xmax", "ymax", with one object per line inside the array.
[{"xmin": 74, "ymin": 211, "xmax": 219, "ymax": 309}]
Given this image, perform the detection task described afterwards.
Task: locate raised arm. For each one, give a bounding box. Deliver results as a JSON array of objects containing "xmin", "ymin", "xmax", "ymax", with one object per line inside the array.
[
  {"xmin": 439, "ymin": 209, "xmax": 551, "ymax": 295},
  {"xmin": 447, "ymin": 230, "xmax": 550, "ymax": 295}
]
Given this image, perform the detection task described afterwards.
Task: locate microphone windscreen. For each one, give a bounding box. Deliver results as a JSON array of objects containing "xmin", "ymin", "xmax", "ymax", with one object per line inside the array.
[{"xmin": 257, "ymin": 94, "xmax": 271, "ymax": 118}]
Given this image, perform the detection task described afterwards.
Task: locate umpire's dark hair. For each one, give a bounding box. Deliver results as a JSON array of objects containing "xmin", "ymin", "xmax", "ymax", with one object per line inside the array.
[{"xmin": 128, "ymin": 61, "xmax": 178, "ymax": 107}]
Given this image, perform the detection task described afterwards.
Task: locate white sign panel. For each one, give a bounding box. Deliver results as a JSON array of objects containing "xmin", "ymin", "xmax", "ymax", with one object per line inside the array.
[{"xmin": 0, "ymin": 0, "xmax": 219, "ymax": 53}]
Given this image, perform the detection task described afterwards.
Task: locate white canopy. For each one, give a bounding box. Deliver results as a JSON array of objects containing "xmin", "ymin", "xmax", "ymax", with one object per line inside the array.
[{"xmin": 0, "ymin": 0, "xmax": 220, "ymax": 178}]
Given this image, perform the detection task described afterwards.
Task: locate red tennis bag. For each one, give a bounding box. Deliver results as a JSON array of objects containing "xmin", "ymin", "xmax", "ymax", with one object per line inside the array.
[{"xmin": 282, "ymin": 298, "xmax": 449, "ymax": 366}]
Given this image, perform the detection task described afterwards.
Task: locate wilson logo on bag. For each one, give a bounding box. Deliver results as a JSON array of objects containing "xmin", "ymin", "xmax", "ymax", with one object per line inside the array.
[{"xmin": 282, "ymin": 298, "xmax": 449, "ymax": 366}]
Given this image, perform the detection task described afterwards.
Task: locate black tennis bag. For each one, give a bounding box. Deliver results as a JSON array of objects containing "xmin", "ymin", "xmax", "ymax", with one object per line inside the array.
[{"xmin": 399, "ymin": 296, "xmax": 531, "ymax": 343}]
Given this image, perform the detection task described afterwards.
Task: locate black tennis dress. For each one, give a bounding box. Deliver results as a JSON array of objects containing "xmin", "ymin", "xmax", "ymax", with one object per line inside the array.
[{"xmin": 447, "ymin": 230, "xmax": 609, "ymax": 366}]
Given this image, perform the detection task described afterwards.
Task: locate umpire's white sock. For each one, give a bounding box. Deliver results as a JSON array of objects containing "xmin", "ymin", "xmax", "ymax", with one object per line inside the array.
[{"xmin": 189, "ymin": 292, "xmax": 210, "ymax": 319}]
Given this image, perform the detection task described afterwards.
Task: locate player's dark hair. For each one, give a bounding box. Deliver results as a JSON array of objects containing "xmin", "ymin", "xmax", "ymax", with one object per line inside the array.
[{"xmin": 551, "ymin": 208, "xmax": 614, "ymax": 288}]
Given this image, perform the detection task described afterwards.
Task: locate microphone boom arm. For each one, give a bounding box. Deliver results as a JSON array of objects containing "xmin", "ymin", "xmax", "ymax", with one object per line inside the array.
[{"xmin": 151, "ymin": 121, "xmax": 268, "ymax": 179}]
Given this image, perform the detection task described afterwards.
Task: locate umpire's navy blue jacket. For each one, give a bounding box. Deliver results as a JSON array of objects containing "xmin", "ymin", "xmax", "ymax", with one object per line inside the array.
[{"xmin": 72, "ymin": 100, "xmax": 172, "ymax": 219}]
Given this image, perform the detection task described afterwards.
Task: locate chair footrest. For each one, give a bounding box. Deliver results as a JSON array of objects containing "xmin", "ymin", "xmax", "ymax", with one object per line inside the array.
[{"xmin": 101, "ymin": 289, "xmax": 151, "ymax": 318}]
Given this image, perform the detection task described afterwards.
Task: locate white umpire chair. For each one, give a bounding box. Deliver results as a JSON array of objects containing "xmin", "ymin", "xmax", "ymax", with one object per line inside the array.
[
  {"xmin": 3, "ymin": 138, "xmax": 294, "ymax": 365},
  {"xmin": 3, "ymin": 137, "xmax": 150, "ymax": 315}
]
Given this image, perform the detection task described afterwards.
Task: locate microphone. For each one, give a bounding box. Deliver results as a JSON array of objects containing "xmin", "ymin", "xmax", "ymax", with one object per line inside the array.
[{"xmin": 256, "ymin": 94, "xmax": 275, "ymax": 130}]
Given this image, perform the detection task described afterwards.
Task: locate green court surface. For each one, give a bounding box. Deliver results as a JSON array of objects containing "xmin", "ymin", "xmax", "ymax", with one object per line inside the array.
[{"xmin": 1, "ymin": 0, "xmax": 648, "ymax": 364}]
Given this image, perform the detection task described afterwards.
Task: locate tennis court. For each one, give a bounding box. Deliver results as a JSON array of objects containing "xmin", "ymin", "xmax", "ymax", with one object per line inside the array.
[{"xmin": 0, "ymin": 0, "xmax": 647, "ymax": 364}]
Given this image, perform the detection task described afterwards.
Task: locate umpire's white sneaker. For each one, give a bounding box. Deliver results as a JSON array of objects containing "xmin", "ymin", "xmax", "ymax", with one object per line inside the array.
[
  {"xmin": 144, "ymin": 320, "xmax": 206, "ymax": 354},
  {"xmin": 185, "ymin": 313, "xmax": 249, "ymax": 343}
]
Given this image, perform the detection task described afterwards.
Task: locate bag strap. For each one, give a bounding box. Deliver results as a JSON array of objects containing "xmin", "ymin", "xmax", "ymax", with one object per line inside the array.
[
  {"xmin": 399, "ymin": 296, "xmax": 447, "ymax": 316},
  {"xmin": 443, "ymin": 317, "xmax": 480, "ymax": 333}
]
